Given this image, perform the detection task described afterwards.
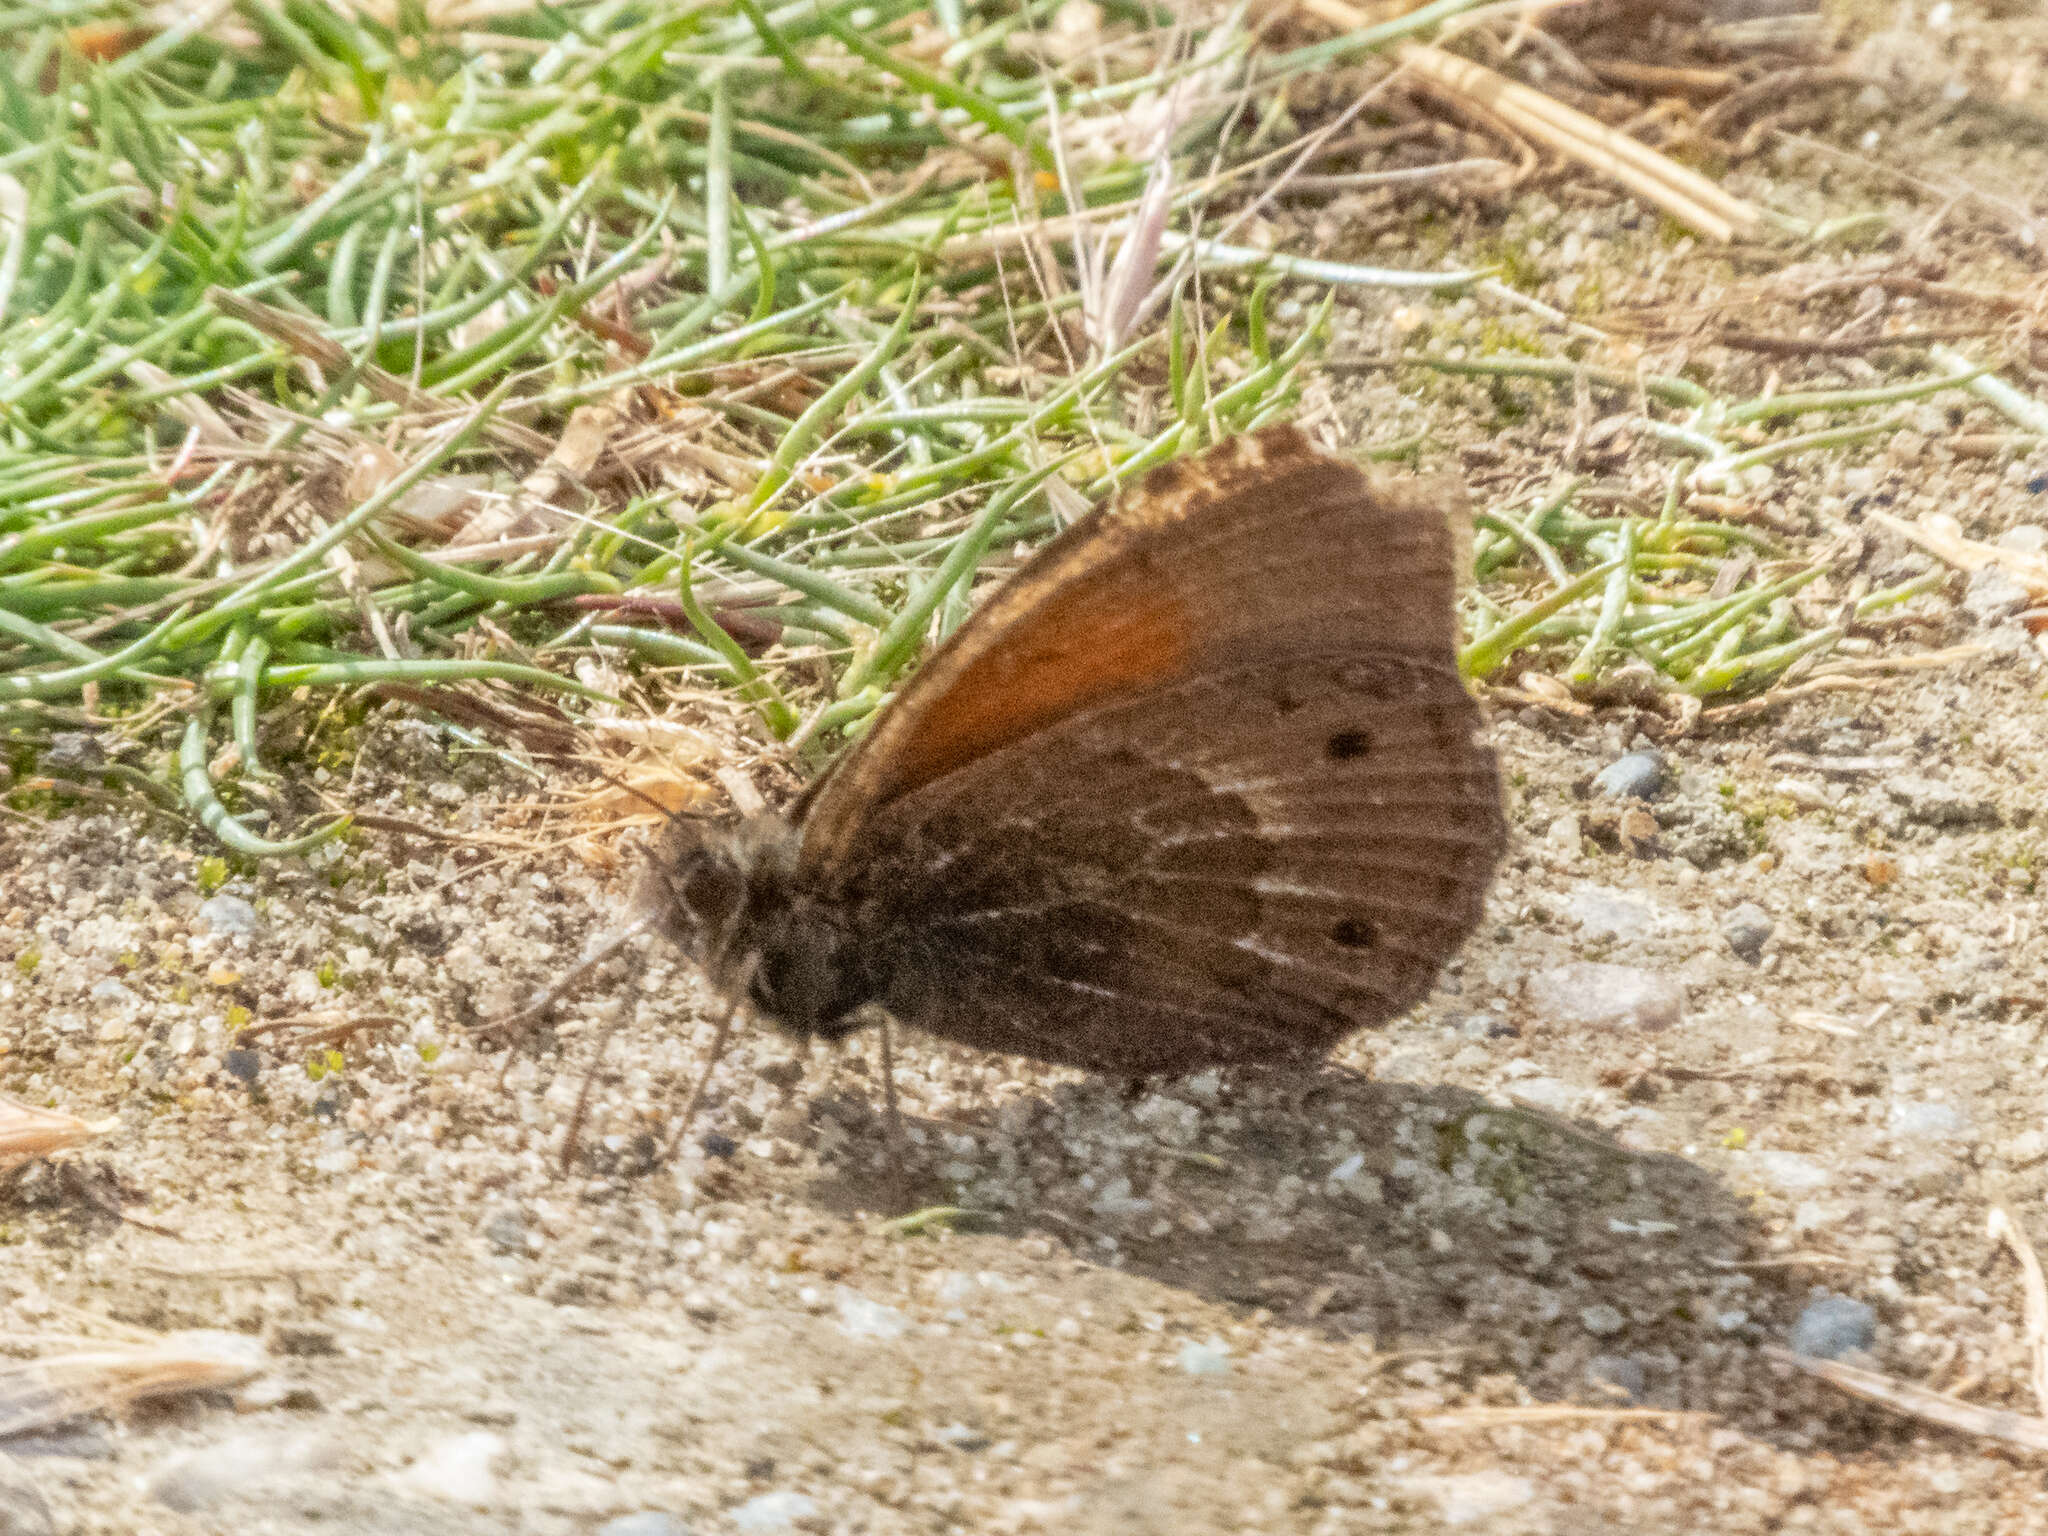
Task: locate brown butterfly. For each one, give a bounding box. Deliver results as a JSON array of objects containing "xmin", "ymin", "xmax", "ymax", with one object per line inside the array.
[{"xmin": 639, "ymin": 426, "xmax": 1504, "ymax": 1082}]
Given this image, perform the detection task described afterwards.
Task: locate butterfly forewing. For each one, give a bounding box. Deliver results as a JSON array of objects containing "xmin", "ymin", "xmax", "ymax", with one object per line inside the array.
[
  {"xmin": 789, "ymin": 428, "xmax": 1503, "ymax": 1076},
  {"xmin": 794, "ymin": 427, "xmax": 1466, "ymax": 878}
]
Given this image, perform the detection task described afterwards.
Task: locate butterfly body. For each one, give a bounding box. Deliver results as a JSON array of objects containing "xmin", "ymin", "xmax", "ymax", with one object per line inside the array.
[{"xmin": 645, "ymin": 428, "xmax": 1504, "ymax": 1078}]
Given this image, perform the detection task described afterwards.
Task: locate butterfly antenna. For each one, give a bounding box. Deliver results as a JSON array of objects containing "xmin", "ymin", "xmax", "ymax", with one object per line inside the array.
[
  {"xmin": 557, "ymin": 938, "xmax": 651, "ymax": 1175},
  {"xmin": 472, "ymin": 915, "xmax": 653, "ymax": 1042},
  {"xmin": 659, "ymin": 952, "xmax": 757, "ymax": 1166}
]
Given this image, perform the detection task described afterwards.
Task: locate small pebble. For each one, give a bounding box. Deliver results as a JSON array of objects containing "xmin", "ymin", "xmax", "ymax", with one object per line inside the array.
[
  {"xmin": 1961, "ymin": 565, "xmax": 2031, "ymax": 624},
  {"xmin": 702, "ymin": 1133, "xmax": 738, "ymax": 1160},
  {"xmin": 1585, "ymin": 1354, "xmax": 1646, "ymax": 1401},
  {"xmin": 1544, "ymin": 813, "xmax": 1582, "ymax": 858},
  {"xmin": 731, "ymin": 1491, "xmax": 819, "ymax": 1531},
  {"xmin": 1176, "ymin": 1338, "xmax": 1231, "ymax": 1376},
  {"xmin": 399, "ymin": 1431, "xmax": 508, "ymax": 1506},
  {"xmin": 220, "ymin": 1048, "xmax": 262, "ymax": 1084},
  {"xmin": 479, "ymin": 1208, "xmax": 527, "ymax": 1255},
  {"xmin": 1562, "ymin": 885, "xmax": 1659, "ymax": 942},
  {"xmin": 148, "ymin": 1433, "xmax": 335, "ymax": 1513},
  {"xmin": 1400, "ymin": 1472, "xmax": 1537, "ymax": 1525},
  {"xmin": 1592, "ymin": 751, "xmax": 1665, "ymax": 801},
  {"xmin": 597, "ymin": 1515, "xmax": 693, "ymax": 1536},
  {"xmin": 1747, "ymin": 1150, "xmax": 1830, "ymax": 1193},
  {"xmin": 1721, "ymin": 903, "xmax": 1774, "ymax": 963},
  {"xmin": 834, "ymin": 1290, "xmax": 908, "ymax": 1341},
  {"xmin": 1580, "ymin": 1304, "xmax": 1626, "ymax": 1338},
  {"xmin": 265, "ymin": 1321, "xmax": 338, "ymax": 1358},
  {"xmin": 933, "ymin": 1422, "xmax": 991, "ymax": 1452},
  {"xmin": 1527, "ymin": 963, "xmax": 1684, "ymax": 1031},
  {"xmin": 1883, "ymin": 775, "xmax": 1997, "ymax": 829},
  {"xmin": 1790, "ymin": 1294, "xmax": 1876, "ymax": 1360},
  {"xmin": 1887, "ymin": 1099, "xmax": 1969, "ymax": 1141},
  {"xmin": 196, "ymin": 895, "xmax": 260, "ymax": 937},
  {"xmin": 41, "ymin": 733, "xmax": 103, "ymax": 776}
]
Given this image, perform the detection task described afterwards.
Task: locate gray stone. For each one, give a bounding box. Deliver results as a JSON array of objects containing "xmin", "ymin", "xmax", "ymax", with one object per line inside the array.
[
  {"xmin": 1790, "ymin": 1294, "xmax": 1876, "ymax": 1360},
  {"xmin": 479, "ymin": 1208, "xmax": 527, "ymax": 1255},
  {"xmin": 933, "ymin": 1422, "xmax": 991, "ymax": 1452},
  {"xmin": 41, "ymin": 733, "xmax": 103, "ymax": 777},
  {"xmin": 1580, "ymin": 1304, "xmax": 1626, "ymax": 1338},
  {"xmin": 1563, "ymin": 885, "xmax": 1660, "ymax": 942},
  {"xmin": 1399, "ymin": 1472, "xmax": 1536, "ymax": 1526},
  {"xmin": 597, "ymin": 1516, "xmax": 693, "ymax": 1536},
  {"xmin": 1721, "ymin": 902, "xmax": 1774, "ymax": 963},
  {"xmin": 0, "ymin": 1458, "xmax": 53, "ymax": 1536},
  {"xmin": 266, "ymin": 1321, "xmax": 337, "ymax": 1358},
  {"xmin": 1887, "ymin": 1099, "xmax": 1969, "ymax": 1141},
  {"xmin": 1962, "ymin": 565, "xmax": 2031, "ymax": 624},
  {"xmin": 197, "ymin": 895, "xmax": 259, "ymax": 937},
  {"xmin": 834, "ymin": 1290, "xmax": 908, "ymax": 1341},
  {"xmin": 398, "ymin": 1431, "xmax": 508, "ymax": 1505},
  {"xmin": 221, "ymin": 1048, "xmax": 261, "ymax": 1083},
  {"xmin": 1585, "ymin": 1354, "xmax": 1647, "ymax": 1401},
  {"xmin": 1527, "ymin": 963, "xmax": 1684, "ymax": 1031},
  {"xmin": 1882, "ymin": 776, "xmax": 1998, "ymax": 829},
  {"xmin": 1660, "ymin": 803, "xmax": 1753, "ymax": 868},
  {"xmin": 1592, "ymin": 751, "xmax": 1665, "ymax": 801},
  {"xmin": 731, "ymin": 1491, "xmax": 819, "ymax": 1531},
  {"xmin": 1747, "ymin": 1151, "xmax": 1830, "ymax": 1193},
  {"xmin": 148, "ymin": 1433, "xmax": 337, "ymax": 1514},
  {"xmin": 1176, "ymin": 1338, "xmax": 1232, "ymax": 1376},
  {"xmin": 1997, "ymin": 525, "xmax": 2047, "ymax": 555}
]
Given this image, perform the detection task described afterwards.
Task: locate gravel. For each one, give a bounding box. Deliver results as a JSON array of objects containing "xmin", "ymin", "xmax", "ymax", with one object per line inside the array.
[{"xmin": 10, "ymin": 30, "xmax": 2048, "ymax": 1528}]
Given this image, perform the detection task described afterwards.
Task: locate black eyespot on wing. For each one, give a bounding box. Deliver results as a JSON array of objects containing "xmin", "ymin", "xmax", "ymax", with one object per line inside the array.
[
  {"xmin": 1330, "ymin": 917, "xmax": 1376, "ymax": 949},
  {"xmin": 1326, "ymin": 730, "xmax": 1372, "ymax": 761}
]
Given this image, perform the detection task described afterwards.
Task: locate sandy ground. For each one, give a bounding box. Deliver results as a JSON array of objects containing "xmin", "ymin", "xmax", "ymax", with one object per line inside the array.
[{"xmin": 8, "ymin": 3, "xmax": 2048, "ymax": 1533}]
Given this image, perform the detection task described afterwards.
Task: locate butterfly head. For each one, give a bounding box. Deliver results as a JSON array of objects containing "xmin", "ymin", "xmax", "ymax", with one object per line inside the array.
[{"xmin": 643, "ymin": 812, "xmax": 874, "ymax": 1041}]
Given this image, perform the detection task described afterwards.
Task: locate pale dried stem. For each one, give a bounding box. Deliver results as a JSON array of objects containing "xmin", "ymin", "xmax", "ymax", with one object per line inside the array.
[
  {"xmin": 1989, "ymin": 1207, "xmax": 2048, "ymax": 1417},
  {"xmin": 1396, "ymin": 42, "xmax": 1762, "ymax": 242},
  {"xmin": 0, "ymin": 1097, "xmax": 105, "ymax": 1176},
  {"xmin": 1766, "ymin": 1346, "xmax": 2048, "ymax": 1455}
]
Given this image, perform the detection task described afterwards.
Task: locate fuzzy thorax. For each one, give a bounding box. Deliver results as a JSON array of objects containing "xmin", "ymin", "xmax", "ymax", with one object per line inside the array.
[{"xmin": 642, "ymin": 814, "xmax": 877, "ymax": 1040}]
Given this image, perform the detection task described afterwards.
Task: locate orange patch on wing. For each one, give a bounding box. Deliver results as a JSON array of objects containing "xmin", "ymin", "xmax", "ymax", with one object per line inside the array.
[{"xmin": 876, "ymin": 585, "xmax": 1194, "ymax": 804}]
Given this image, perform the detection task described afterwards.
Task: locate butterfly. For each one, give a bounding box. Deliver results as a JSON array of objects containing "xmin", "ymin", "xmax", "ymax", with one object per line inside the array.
[{"xmin": 637, "ymin": 425, "xmax": 1504, "ymax": 1082}]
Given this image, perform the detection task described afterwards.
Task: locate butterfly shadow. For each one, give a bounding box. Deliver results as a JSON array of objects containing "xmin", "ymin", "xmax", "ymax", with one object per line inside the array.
[{"xmin": 792, "ymin": 1058, "xmax": 1823, "ymax": 1436}]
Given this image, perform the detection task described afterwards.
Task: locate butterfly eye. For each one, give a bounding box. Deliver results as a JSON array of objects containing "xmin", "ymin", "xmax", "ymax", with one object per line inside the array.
[
  {"xmin": 1325, "ymin": 730, "xmax": 1373, "ymax": 761},
  {"xmin": 1330, "ymin": 918, "xmax": 1376, "ymax": 949},
  {"xmin": 683, "ymin": 862, "xmax": 746, "ymax": 926}
]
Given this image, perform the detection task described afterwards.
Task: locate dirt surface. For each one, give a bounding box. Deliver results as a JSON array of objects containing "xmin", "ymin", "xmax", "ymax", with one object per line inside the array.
[{"xmin": 9, "ymin": 4, "xmax": 2048, "ymax": 1533}]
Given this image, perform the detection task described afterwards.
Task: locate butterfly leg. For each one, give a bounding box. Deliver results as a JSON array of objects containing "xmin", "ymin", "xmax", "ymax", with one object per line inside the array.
[
  {"xmin": 879, "ymin": 1016, "xmax": 909, "ymax": 1213},
  {"xmin": 556, "ymin": 938, "xmax": 650, "ymax": 1175},
  {"xmin": 659, "ymin": 958, "xmax": 755, "ymax": 1167}
]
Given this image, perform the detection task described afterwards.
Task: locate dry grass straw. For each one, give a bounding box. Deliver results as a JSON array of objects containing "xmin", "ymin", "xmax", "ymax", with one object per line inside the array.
[
  {"xmin": 0, "ymin": 1095, "xmax": 106, "ymax": 1176},
  {"xmin": 0, "ymin": 1331, "xmax": 267, "ymax": 1439},
  {"xmin": 1288, "ymin": 0, "xmax": 1764, "ymax": 240}
]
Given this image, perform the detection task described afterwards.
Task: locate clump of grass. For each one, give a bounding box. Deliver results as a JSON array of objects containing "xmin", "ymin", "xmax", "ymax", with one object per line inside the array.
[{"xmin": 3, "ymin": 0, "xmax": 1494, "ymax": 852}]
